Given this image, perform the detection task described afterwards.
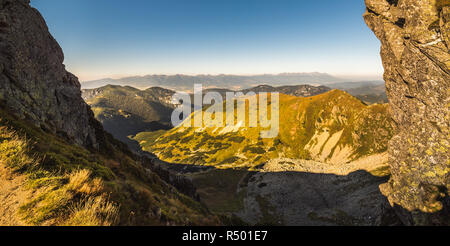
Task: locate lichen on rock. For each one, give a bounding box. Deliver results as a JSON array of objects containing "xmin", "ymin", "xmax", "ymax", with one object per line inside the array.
[{"xmin": 364, "ymin": 0, "xmax": 450, "ymax": 223}]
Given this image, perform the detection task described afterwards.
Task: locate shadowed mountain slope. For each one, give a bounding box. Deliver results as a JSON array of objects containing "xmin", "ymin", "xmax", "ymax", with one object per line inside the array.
[{"xmin": 82, "ymin": 85, "xmax": 175, "ymax": 150}]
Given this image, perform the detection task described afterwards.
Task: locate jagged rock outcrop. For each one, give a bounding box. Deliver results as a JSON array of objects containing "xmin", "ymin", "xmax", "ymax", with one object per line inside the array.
[
  {"xmin": 0, "ymin": 0, "xmax": 103, "ymax": 148},
  {"xmin": 364, "ymin": 0, "xmax": 450, "ymax": 224}
]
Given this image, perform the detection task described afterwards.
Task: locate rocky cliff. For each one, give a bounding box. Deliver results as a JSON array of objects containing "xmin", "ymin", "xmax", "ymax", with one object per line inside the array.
[
  {"xmin": 0, "ymin": 0, "xmax": 103, "ymax": 148},
  {"xmin": 0, "ymin": 0, "xmax": 218, "ymax": 226},
  {"xmin": 364, "ymin": 0, "xmax": 450, "ymax": 224}
]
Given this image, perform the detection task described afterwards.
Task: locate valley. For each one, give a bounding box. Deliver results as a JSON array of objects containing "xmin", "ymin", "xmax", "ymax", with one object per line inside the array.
[
  {"xmin": 83, "ymin": 84, "xmax": 396, "ymax": 225},
  {"xmin": 135, "ymin": 90, "xmax": 393, "ymax": 168},
  {"xmin": 149, "ymin": 157, "xmax": 393, "ymax": 225},
  {"xmin": 82, "ymin": 85, "xmax": 176, "ymax": 150},
  {"xmin": 83, "ymin": 83, "xmax": 388, "ymax": 153}
]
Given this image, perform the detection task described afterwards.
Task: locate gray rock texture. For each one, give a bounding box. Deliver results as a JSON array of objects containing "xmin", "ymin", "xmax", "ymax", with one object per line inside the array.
[
  {"xmin": 0, "ymin": 0, "xmax": 103, "ymax": 148},
  {"xmin": 237, "ymin": 171, "xmax": 391, "ymax": 226},
  {"xmin": 364, "ymin": 0, "xmax": 450, "ymax": 223}
]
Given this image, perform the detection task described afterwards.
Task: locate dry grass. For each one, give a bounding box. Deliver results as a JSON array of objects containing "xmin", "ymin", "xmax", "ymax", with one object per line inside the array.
[
  {"xmin": 64, "ymin": 195, "xmax": 120, "ymax": 226},
  {"xmin": 0, "ymin": 126, "xmax": 119, "ymax": 226},
  {"xmin": 19, "ymin": 169, "xmax": 119, "ymax": 226},
  {"xmin": 0, "ymin": 126, "xmax": 38, "ymax": 171},
  {"xmin": 66, "ymin": 169, "xmax": 104, "ymax": 196}
]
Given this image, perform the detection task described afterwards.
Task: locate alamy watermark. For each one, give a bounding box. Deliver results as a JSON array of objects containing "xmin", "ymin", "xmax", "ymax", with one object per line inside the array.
[{"xmin": 171, "ymin": 84, "xmax": 279, "ymax": 138}]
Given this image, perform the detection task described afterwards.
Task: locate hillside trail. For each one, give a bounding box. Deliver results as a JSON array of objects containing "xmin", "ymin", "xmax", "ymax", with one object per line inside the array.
[{"xmin": 0, "ymin": 166, "xmax": 30, "ymax": 226}]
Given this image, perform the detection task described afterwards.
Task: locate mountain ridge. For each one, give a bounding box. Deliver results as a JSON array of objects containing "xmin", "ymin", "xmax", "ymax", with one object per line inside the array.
[
  {"xmin": 80, "ymin": 73, "xmax": 344, "ymax": 90},
  {"xmin": 136, "ymin": 89, "xmax": 394, "ymax": 169},
  {"xmin": 134, "ymin": 89, "xmax": 396, "ymax": 225},
  {"xmin": 81, "ymin": 84, "xmax": 333, "ymax": 150}
]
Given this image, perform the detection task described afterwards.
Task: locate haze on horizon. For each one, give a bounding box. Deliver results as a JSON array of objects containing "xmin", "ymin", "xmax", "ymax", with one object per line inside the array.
[{"xmin": 31, "ymin": 0, "xmax": 383, "ymax": 82}]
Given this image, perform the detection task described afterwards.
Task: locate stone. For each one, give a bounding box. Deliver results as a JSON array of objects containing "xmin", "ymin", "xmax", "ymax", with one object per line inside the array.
[{"xmin": 364, "ymin": 0, "xmax": 450, "ymax": 224}]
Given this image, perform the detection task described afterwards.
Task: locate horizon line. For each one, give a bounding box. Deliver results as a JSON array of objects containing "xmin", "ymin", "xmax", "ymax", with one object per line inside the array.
[{"xmin": 79, "ymin": 72, "xmax": 383, "ymax": 83}]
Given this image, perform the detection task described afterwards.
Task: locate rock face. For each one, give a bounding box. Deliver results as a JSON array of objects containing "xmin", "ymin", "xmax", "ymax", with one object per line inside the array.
[
  {"xmin": 0, "ymin": 0, "xmax": 103, "ymax": 148},
  {"xmin": 364, "ymin": 0, "xmax": 450, "ymax": 223}
]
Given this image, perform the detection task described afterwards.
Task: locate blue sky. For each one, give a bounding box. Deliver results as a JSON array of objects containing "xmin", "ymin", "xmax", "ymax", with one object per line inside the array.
[{"xmin": 31, "ymin": 0, "xmax": 383, "ymax": 82}]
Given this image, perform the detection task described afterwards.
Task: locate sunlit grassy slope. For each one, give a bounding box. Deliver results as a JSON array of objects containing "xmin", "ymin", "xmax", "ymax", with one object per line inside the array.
[
  {"xmin": 0, "ymin": 107, "xmax": 218, "ymax": 226},
  {"xmin": 135, "ymin": 90, "xmax": 394, "ymax": 169}
]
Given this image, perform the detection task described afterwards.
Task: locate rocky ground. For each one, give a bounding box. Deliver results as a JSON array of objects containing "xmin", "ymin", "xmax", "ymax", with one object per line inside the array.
[{"xmin": 237, "ymin": 169, "xmax": 390, "ymax": 226}]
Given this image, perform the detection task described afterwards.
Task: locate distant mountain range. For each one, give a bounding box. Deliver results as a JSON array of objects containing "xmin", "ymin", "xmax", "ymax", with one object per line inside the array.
[
  {"xmin": 81, "ymin": 73, "xmax": 387, "ymax": 104},
  {"xmin": 80, "ymin": 73, "xmax": 345, "ymax": 90}
]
